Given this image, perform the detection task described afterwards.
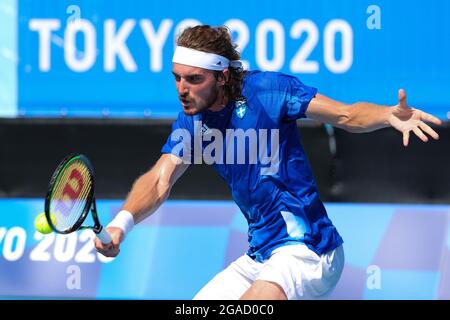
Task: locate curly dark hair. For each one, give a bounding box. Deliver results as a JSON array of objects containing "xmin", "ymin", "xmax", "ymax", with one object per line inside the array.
[{"xmin": 176, "ymin": 25, "xmax": 245, "ymax": 101}]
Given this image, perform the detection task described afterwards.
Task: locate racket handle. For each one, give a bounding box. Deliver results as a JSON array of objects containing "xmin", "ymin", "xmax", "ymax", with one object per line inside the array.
[{"xmin": 95, "ymin": 227, "xmax": 112, "ymax": 245}]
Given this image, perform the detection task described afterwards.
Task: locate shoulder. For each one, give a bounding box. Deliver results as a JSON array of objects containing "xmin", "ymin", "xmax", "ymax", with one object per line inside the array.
[{"xmin": 243, "ymin": 70, "xmax": 301, "ymax": 92}]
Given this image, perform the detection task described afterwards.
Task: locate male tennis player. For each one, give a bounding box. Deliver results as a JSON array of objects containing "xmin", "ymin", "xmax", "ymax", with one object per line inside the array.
[{"xmin": 95, "ymin": 25, "xmax": 442, "ymax": 300}]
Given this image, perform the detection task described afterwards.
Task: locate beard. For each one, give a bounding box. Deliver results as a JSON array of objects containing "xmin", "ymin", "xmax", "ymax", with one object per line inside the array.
[{"xmin": 180, "ymin": 88, "xmax": 219, "ymax": 116}]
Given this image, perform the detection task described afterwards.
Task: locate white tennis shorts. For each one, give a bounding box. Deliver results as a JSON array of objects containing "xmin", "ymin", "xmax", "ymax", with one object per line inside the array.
[{"xmin": 193, "ymin": 244, "xmax": 344, "ymax": 300}]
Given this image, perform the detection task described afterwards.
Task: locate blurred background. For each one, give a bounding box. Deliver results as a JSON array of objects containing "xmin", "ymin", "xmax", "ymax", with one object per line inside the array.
[{"xmin": 0, "ymin": 0, "xmax": 449, "ymax": 299}]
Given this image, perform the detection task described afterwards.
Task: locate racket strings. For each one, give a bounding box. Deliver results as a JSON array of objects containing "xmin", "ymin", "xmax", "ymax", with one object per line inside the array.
[
  {"xmin": 53, "ymin": 165, "xmax": 91, "ymax": 229},
  {"xmin": 50, "ymin": 159, "xmax": 93, "ymax": 231},
  {"xmin": 65, "ymin": 167, "xmax": 91, "ymax": 227}
]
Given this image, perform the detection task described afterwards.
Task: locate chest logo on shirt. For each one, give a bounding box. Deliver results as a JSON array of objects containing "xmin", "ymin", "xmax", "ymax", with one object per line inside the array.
[{"xmin": 235, "ymin": 98, "xmax": 247, "ymax": 119}]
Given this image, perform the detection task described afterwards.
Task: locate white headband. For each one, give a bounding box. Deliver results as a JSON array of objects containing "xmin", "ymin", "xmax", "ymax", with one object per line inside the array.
[{"xmin": 172, "ymin": 46, "xmax": 243, "ymax": 71}]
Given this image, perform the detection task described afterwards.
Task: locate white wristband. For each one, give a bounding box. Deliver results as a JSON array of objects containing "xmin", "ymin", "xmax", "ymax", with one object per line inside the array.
[{"xmin": 107, "ymin": 210, "xmax": 135, "ymax": 238}]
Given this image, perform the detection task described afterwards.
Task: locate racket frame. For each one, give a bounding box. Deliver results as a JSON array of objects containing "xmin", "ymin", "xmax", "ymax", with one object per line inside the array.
[{"xmin": 44, "ymin": 153, "xmax": 103, "ymax": 235}]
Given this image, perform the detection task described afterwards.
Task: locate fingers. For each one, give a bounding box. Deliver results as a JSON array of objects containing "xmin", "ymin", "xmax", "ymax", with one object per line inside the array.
[
  {"xmin": 398, "ymin": 88, "xmax": 408, "ymax": 108},
  {"xmin": 420, "ymin": 112, "xmax": 443, "ymax": 126},
  {"xmin": 97, "ymin": 227, "xmax": 124, "ymax": 257},
  {"xmin": 419, "ymin": 122, "xmax": 440, "ymax": 140},
  {"xmin": 412, "ymin": 127, "xmax": 428, "ymax": 143},
  {"xmin": 403, "ymin": 130, "xmax": 410, "ymax": 147},
  {"xmin": 94, "ymin": 237, "xmax": 120, "ymax": 257},
  {"xmin": 94, "ymin": 227, "xmax": 124, "ymax": 257},
  {"xmin": 403, "ymin": 121, "xmax": 441, "ymax": 147}
]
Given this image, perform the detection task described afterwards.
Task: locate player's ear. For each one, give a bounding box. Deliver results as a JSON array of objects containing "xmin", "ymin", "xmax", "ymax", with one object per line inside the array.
[
  {"xmin": 222, "ymin": 68, "xmax": 230, "ymax": 83},
  {"xmin": 216, "ymin": 69, "xmax": 230, "ymax": 85}
]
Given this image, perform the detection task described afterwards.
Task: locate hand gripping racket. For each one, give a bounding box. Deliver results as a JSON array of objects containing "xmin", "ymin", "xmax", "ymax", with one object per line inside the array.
[{"xmin": 44, "ymin": 154, "xmax": 111, "ymax": 244}]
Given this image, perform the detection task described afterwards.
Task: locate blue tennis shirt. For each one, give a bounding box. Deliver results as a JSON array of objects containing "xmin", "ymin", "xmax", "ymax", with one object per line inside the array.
[{"xmin": 162, "ymin": 70, "xmax": 343, "ymax": 262}]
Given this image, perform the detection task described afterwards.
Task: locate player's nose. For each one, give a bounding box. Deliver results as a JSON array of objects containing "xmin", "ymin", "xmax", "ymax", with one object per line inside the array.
[{"xmin": 176, "ymin": 79, "xmax": 189, "ymax": 95}]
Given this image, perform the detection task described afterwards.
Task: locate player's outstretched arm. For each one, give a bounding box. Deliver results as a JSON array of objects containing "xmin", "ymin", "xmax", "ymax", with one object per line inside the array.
[
  {"xmin": 307, "ymin": 89, "xmax": 442, "ymax": 146},
  {"xmin": 95, "ymin": 154, "xmax": 189, "ymax": 257}
]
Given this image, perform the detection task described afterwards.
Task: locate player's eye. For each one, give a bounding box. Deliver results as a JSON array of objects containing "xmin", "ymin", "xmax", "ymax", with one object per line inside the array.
[{"xmin": 187, "ymin": 75, "xmax": 203, "ymax": 83}]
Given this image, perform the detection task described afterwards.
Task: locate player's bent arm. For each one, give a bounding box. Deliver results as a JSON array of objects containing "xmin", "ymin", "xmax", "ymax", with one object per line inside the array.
[
  {"xmin": 307, "ymin": 93, "xmax": 392, "ymax": 133},
  {"xmin": 95, "ymin": 154, "xmax": 188, "ymax": 256},
  {"xmin": 122, "ymin": 153, "xmax": 189, "ymax": 224}
]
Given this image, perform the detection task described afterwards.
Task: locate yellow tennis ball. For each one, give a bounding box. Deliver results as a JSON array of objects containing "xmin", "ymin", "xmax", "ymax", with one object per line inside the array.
[{"xmin": 34, "ymin": 212, "xmax": 56, "ymax": 234}]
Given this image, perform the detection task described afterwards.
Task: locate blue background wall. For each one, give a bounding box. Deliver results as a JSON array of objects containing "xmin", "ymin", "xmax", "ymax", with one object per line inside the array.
[
  {"xmin": 0, "ymin": 199, "xmax": 449, "ymax": 299},
  {"xmin": 0, "ymin": 0, "xmax": 448, "ymax": 118}
]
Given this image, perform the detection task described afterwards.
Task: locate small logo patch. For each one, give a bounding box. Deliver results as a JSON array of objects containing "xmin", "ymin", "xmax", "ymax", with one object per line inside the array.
[{"xmin": 235, "ymin": 98, "xmax": 247, "ymax": 119}]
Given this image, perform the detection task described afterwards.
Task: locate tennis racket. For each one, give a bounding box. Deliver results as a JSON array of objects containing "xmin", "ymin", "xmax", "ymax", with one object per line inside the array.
[{"xmin": 44, "ymin": 153, "xmax": 111, "ymax": 244}]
